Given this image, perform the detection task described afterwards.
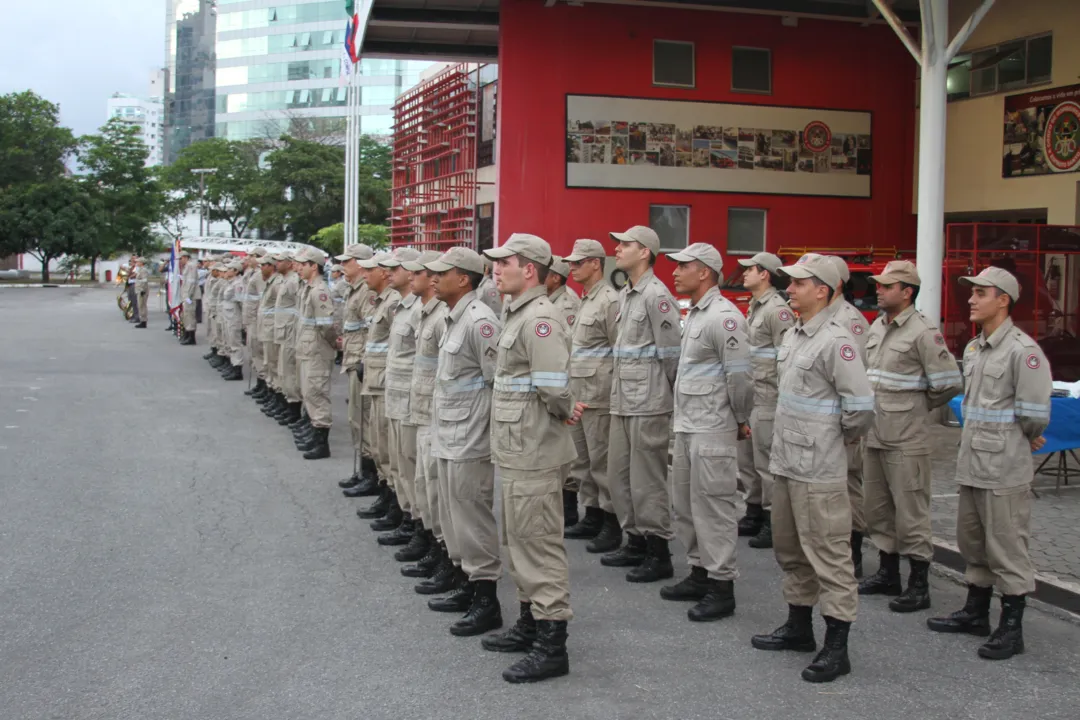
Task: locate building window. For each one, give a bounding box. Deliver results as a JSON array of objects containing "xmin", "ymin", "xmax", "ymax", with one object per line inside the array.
[
  {"xmin": 727, "ymin": 208, "xmax": 766, "ymax": 255},
  {"xmin": 732, "ymin": 47, "xmax": 771, "ymax": 94},
  {"xmin": 653, "ymin": 40, "xmax": 695, "ymax": 88},
  {"xmin": 948, "ymin": 33, "xmax": 1052, "ymax": 101},
  {"xmin": 649, "ymin": 205, "xmax": 690, "ymax": 251}
]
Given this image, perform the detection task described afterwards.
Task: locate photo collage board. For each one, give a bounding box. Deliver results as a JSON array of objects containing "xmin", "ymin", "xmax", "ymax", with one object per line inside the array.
[{"xmin": 566, "ymin": 94, "xmax": 873, "ymax": 198}]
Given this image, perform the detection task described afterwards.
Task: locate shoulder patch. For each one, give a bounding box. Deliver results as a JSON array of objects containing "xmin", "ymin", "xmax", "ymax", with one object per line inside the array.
[
  {"xmin": 480, "ymin": 323, "xmax": 495, "ymax": 338},
  {"xmin": 840, "ymin": 344, "xmax": 857, "ymax": 362},
  {"xmin": 535, "ymin": 321, "xmax": 552, "ymax": 338},
  {"xmin": 778, "ymin": 309, "xmax": 793, "ymax": 322},
  {"xmin": 723, "ymin": 317, "xmax": 738, "ymax": 331},
  {"xmin": 658, "ymin": 300, "xmax": 671, "ymax": 314},
  {"xmin": 1026, "ymin": 354, "xmax": 1041, "ymax": 370},
  {"xmin": 567, "ymin": 314, "xmax": 576, "ymax": 326},
  {"xmin": 851, "ymin": 322, "xmax": 865, "ymax": 336},
  {"xmin": 933, "ymin": 333, "xmax": 945, "ymax": 346},
  {"xmin": 319, "ymin": 293, "xmax": 328, "ymax": 302}
]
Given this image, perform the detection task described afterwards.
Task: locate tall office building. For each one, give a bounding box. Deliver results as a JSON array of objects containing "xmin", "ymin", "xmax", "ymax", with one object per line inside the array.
[
  {"xmin": 106, "ymin": 91, "xmax": 166, "ymax": 167},
  {"xmin": 164, "ymin": 0, "xmax": 217, "ymax": 164}
]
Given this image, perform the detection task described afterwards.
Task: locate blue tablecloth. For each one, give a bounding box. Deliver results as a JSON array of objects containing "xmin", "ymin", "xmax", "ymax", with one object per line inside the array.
[{"xmin": 948, "ymin": 395, "xmax": 1080, "ymax": 455}]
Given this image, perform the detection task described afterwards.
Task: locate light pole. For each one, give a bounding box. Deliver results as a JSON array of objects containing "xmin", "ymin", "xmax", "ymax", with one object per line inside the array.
[{"xmin": 190, "ymin": 167, "xmax": 217, "ymax": 237}]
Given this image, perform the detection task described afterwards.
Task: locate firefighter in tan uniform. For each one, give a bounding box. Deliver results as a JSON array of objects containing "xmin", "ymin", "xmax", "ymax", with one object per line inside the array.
[
  {"xmin": 335, "ymin": 244, "xmax": 377, "ymax": 494},
  {"xmin": 262, "ymin": 253, "xmax": 296, "ymax": 423},
  {"xmin": 563, "ymin": 239, "xmax": 621, "ymax": 551},
  {"xmin": 419, "ymin": 248, "xmax": 503, "ymax": 635},
  {"xmin": 736, "ymin": 252, "xmax": 795, "ymax": 549},
  {"xmin": 294, "ymin": 247, "xmax": 336, "ymax": 460},
  {"xmin": 201, "ymin": 263, "xmax": 219, "ymax": 358},
  {"xmin": 660, "ymin": 244, "xmax": 753, "ymax": 623},
  {"xmin": 247, "ymin": 257, "xmax": 276, "ymax": 398},
  {"xmin": 859, "ymin": 261, "xmax": 963, "ymax": 610},
  {"xmin": 356, "ymin": 252, "xmax": 404, "ymax": 527},
  {"xmin": 393, "ymin": 251, "xmax": 447, "ymax": 573},
  {"xmin": 481, "ymin": 234, "xmax": 576, "ymax": 684},
  {"xmin": 477, "ymin": 259, "xmax": 503, "ymax": 316},
  {"xmin": 251, "ymin": 256, "xmax": 280, "ymax": 406},
  {"xmin": 274, "ymin": 254, "xmax": 304, "ymax": 429},
  {"xmin": 604, "ymin": 225, "xmax": 681, "ymax": 581},
  {"xmin": 221, "ymin": 262, "xmax": 245, "ymax": 381},
  {"xmin": 826, "ymin": 255, "xmax": 869, "ymax": 577},
  {"xmin": 545, "ymin": 256, "xmax": 584, "ymax": 527},
  {"xmin": 928, "ymin": 267, "xmax": 1051, "ymax": 662},
  {"xmin": 330, "ymin": 263, "xmax": 348, "ymax": 365},
  {"xmin": 378, "ymin": 248, "xmax": 423, "ymax": 546},
  {"xmin": 133, "ymin": 257, "xmax": 149, "ymax": 329},
  {"xmin": 751, "ymin": 253, "xmax": 874, "ymax": 684},
  {"xmin": 242, "ymin": 248, "xmax": 268, "ymax": 389},
  {"xmin": 179, "ymin": 251, "xmax": 199, "ymax": 345}
]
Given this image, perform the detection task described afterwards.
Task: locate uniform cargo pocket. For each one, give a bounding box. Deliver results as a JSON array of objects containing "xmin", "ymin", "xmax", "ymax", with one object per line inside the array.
[
  {"xmin": 991, "ymin": 483, "xmax": 1031, "ymax": 539},
  {"xmin": 494, "ymin": 405, "xmax": 524, "ymax": 454},
  {"xmin": 970, "ymin": 435, "xmax": 1006, "ymax": 479},
  {"xmin": 697, "ymin": 445, "xmax": 738, "ymax": 497},
  {"xmin": 438, "ymin": 405, "xmax": 470, "ymax": 447},
  {"xmin": 678, "ymin": 380, "xmax": 715, "ymax": 395},
  {"xmin": 570, "ymin": 367, "xmax": 597, "ymax": 378},
  {"xmin": 807, "ymin": 482, "xmax": 851, "ymax": 539},
  {"xmin": 782, "ymin": 429, "xmax": 816, "ymax": 478},
  {"xmin": 509, "ymin": 477, "xmax": 561, "ymax": 539}
]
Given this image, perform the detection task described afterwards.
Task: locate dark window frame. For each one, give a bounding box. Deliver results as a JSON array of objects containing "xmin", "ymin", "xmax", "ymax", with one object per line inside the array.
[
  {"xmin": 652, "ymin": 40, "xmax": 696, "ymax": 89},
  {"xmin": 731, "ymin": 47, "xmax": 772, "ymax": 95}
]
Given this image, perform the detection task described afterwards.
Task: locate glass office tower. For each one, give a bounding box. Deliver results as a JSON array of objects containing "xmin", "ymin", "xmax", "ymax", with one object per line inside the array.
[{"xmin": 164, "ymin": 0, "xmax": 217, "ymax": 164}]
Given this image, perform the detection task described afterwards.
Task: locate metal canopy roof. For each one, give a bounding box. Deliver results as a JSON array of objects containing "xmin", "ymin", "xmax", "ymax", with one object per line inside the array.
[{"xmin": 359, "ymin": 0, "xmax": 920, "ymax": 61}]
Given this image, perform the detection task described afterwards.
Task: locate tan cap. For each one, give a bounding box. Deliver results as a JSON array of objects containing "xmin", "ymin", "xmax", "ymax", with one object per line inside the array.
[
  {"xmin": 564, "ymin": 238, "xmax": 607, "ymax": 262},
  {"xmin": 825, "ymin": 255, "xmax": 850, "ymax": 285},
  {"xmin": 259, "ymin": 256, "xmax": 276, "ymax": 266},
  {"xmin": 779, "ymin": 252, "xmax": 841, "ymax": 288},
  {"xmin": 960, "ymin": 266, "xmax": 1021, "ymax": 302},
  {"xmin": 249, "ymin": 247, "xmax": 268, "ymax": 258},
  {"xmin": 403, "ymin": 250, "xmax": 443, "ymax": 272},
  {"xmin": 360, "ymin": 250, "xmax": 392, "ymax": 269},
  {"xmin": 295, "ymin": 247, "xmax": 326, "ymax": 265},
  {"xmin": 484, "ymin": 233, "xmax": 553, "ymax": 268},
  {"xmin": 550, "ymin": 256, "xmax": 570, "ymax": 278},
  {"xmin": 330, "ymin": 264, "xmax": 343, "ymax": 273},
  {"xmin": 737, "ymin": 251, "xmax": 783, "ymax": 273},
  {"xmin": 871, "ymin": 260, "xmax": 920, "ymax": 286},
  {"xmin": 379, "ymin": 247, "xmax": 422, "ymax": 268},
  {"xmin": 666, "ymin": 242, "xmax": 724, "ymax": 275},
  {"xmin": 335, "ymin": 244, "xmax": 374, "ymax": 262},
  {"xmin": 609, "ymin": 225, "xmax": 660, "ymax": 255},
  {"xmin": 426, "ymin": 246, "xmax": 485, "ymax": 274},
  {"xmin": 180, "ymin": 250, "xmax": 192, "ymax": 258},
  {"xmin": 272, "ymin": 251, "xmax": 293, "ymax": 262}
]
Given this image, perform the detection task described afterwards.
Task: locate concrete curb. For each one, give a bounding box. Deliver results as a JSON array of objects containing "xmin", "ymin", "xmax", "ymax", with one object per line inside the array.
[{"xmin": 0, "ymin": 284, "xmax": 62, "ymax": 289}]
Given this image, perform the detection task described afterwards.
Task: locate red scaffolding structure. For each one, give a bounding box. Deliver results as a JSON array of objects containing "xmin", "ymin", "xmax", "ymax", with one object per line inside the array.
[{"xmin": 389, "ymin": 65, "xmax": 478, "ymax": 252}]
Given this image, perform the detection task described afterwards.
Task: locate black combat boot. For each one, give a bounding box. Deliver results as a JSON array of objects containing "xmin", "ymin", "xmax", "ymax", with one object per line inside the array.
[
  {"xmin": 482, "ymin": 601, "xmax": 537, "ymax": 653},
  {"xmin": 394, "ymin": 520, "xmax": 430, "ymax": 561},
  {"xmin": 429, "ymin": 572, "xmax": 474, "ymax": 612},
  {"xmin": 747, "ymin": 511, "xmax": 773, "ymax": 549},
  {"xmin": 565, "ymin": 506, "xmax": 604, "ymax": 540},
  {"xmin": 302, "ymin": 427, "xmax": 330, "ymax": 460},
  {"xmin": 252, "ymin": 383, "xmax": 271, "ymax": 402},
  {"xmin": 501, "ymin": 620, "xmax": 569, "ymax": 684},
  {"xmin": 600, "ymin": 533, "xmax": 645, "ymax": 567},
  {"xmin": 180, "ymin": 331, "xmax": 196, "ymax": 345},
  {"xmin": 245, "ymin": 378, "xmax": 266, "ymax": 397},
  {"xmin": 203, "ymin": 349, "xmax": 215, "ymax": 360},
  {"xmin": 402, "ymin": 538, "xmax": 442, "ymax": 578},
  {"xmin": 688, "ymin": 579, "xmax": 736, "ymax": 622},
  {"xmin": 738, "ymin": 503, "xmax": 764, "ymax": 537},
  {"xmin": 751, "ymin": 604, "xmax": 817, "ymax": 652},
  {"xmin": 859, "ymin": 551, "xmax": 903, "ymax": 596},
  {"xmin": 416, "ymin": 560, "xmax": 461, "ymax": 597},
  {"xmin": 296, "ymin": 427, "xmax": 319, "ymax": 452},
  {"xmin": 926, "ymin": 584, "xmax": 993, "ymax": 636},
  {"xmin": 562, "ymin": 490, "xmax": 579, "ymax": 529},
  {"xmin": 260, "ymin": 392, "xmax": 281, "ymax": 414},
  {"xmin": 209, "ymin": 353, "xmax": 226, "ymax": 368},
  {"xmin": 377, "ymin": 514, "xmax": 414, "ymax": 546},
  {"xmin": 370, "ymin": 493, "xmax": 402, "ymax": 531},
  {"xmin": 223, "ymin": 365, "xmax": 243, "ymax": 381},
  {"xmin": 338, "ymin": 472, "xmax": 361, "ymax": 489},
  {"xmin": 801, "ymin": 616, "xmax": 851, "ymax": 683},
  {"xmin": 278, "ymin": 402, "xmax": 302, "ymax": 426},
  {"xmin": 451, "ymin": 580, "xmax": 503, "ymax": 637},
  {"xmin": 889, "ymin": 558, "xmax": 931, "ymax": 613},
  {"xmin": 343, "ymin": 469, "xmax": 380, "ymax": 497},
  {"xmin": 357, "ymin": 484, "xmax": 391, "ymax": 519},
  {"xmin": 626, "ymin": 536, "xmax": 674, "ymax": 583},
  {"xmin": 978, "ymin": 595, "xmax": 1026, "ymax": 660},
  {"xmin": 851, "ymin": 531, "xmax": 864, "ymax": 579},
  {"xmin": 660, "ymin": 565, "xmax": 709, "ymax": 601},
  {"xmin": 288, "ymin": 411, "xmax": 309, "ymax": 430},
  {"xmin": 586, "ymin": 512, "xmax": 622, "ymax": 554}
]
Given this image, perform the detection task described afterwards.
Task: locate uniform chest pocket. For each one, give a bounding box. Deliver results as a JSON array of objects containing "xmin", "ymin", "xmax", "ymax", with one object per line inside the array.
[
  {"xmin": 422, "ymin": 326, "xmax": 435, "ymax": 340},
  {"xmin": 394, "ymin": 323, "xmax": 414, "ymax": 337},
  {"xmin": 570, "ymin": 367, "xmax": 597, "ymax": 378},
  {"xmin": 627, "ymin": 309, "xmax": 649, "ymax": 341}
]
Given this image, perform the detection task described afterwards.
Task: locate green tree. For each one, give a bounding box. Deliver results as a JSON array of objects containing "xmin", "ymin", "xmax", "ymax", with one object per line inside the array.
[
  {"xmin": 355, "ymin": 135, "xmax": 391, "ymax": 224},
  {"xmin": 0, "ymin": 91, "xmax": 77, "ymax": 189},
  {"xmin": 251, "ymin": 136, "xmax": 346, "ymax": 242},
  {"xmin": 309, "ymin": 222, "xmax": 389, "ymax": 255},
  {"xmin": 159, "ymin": 138, "xmax": 263, "ymax": 238}
]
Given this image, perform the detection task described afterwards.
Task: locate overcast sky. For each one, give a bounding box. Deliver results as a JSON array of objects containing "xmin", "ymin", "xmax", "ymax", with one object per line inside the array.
[{"xmin": 0, "ymin": 3, "xmax": 165, "ymax": 137}]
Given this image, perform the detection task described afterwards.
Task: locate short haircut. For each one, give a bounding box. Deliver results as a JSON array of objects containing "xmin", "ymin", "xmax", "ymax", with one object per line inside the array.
[
  {"xmin": 810, "ymin": 276, "xmax": 835, "ymax": 303},
  {"xmin": 549, "ymin": 271, "xmax": 566, "ymax": 287},
  {"xmin": 513, "ymin": 253, "xmax": 548, "ymax": 283},
  {"xmin": 648, "ymin": 250, "xmax": 657, "ymax": 267},
  {"xmin": 462, "ymin": 269, "xmax": 483, "ymax": 292},
  {"xmin": 901, "ymin": 282, "xmax": 920, "ymax": 305},
  {"xmin": 693, "ymin": 260, "xmax": 719, "ymax": 286},
  {"xmin": 993, "ymin": 287, "xmax": 1015, "ymax": 314},
  {"xmin": 764, "ymin": 267, "xmax": 787, "ymax": 292}
]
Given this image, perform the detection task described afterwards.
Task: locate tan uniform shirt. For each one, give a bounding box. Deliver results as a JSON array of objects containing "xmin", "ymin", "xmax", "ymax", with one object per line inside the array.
[
  {"xmin": 548, "ymin": 284, "xmax": 581, "ymax": 327},
  {"xmin": 341, "ymin": 278, "xmax": 374, "ymax": 371},
  {"xmin": 273, "ymin": 271, "xmax": 301, "ymax": 348},
  {"xmin": 242, "ymin": 268, "xmax": 265, "ymax": 329},
  {"xmin": 570, "ymin": 281, "xmax": 619, "ymax": 412},
  {"xmin": 611, "ymin": 269, "xmax": 682, "ymax": 416},
  {"xmin": 746, "ymin": 288, "xmax": 795, "ymax": 409},
  {"xmin": 294, "ymin": 282, "xmax": 311, "ymax": 352},
  {"xmin": 134, "ymin": 266, "xmax": 149, "ymax": 292},
  {"xmin": 433, "ymin": 290, "xmax": 500, "ymax": 461},
  {"xmin": 386, "ymin": 294, "xmax": 421, "ymax": 422},
  {"xmin": 410, "ymin": 296, "xmax": 449, "ymax": 428},
  {"xmin": 257, "ymin": 274, "xmax": 281, "ymax": 343},
  {"xmin": 492, "ymin": 285, "xmax": 576, "ymax": 471},
  {"xmin": 222, "ymin": 277, "xmax": 242, "ymax": 323},
  {"xmin": 331, "ymin": 279, "xmax": 349, "ymax": 334},
  {"xmin": 361, "ymin": 286, "xmax": 402, "ymax": 395},
  {"xmin": 181, "ymin": 263, "xmax": 199, "ymax": 303},
  {"xmin": 831, "ymin": 297, "xmax": 868, "ymax": 359},
  {"xmin": 865, "ymin": 305, "xmax": 963, "ymax": 452},
  {"xmin": 477, "ymin": 275, "xmax": 503, "ymax": 316},
  {"xmin": 296, "ymin": 277, "xmax": 336, "ymax": 361},
  {"xmin": 771, "ymin": 303, "xmax": 875, "ymax": 483},
  {"xmin": 956, "ymin": 317, "xmax": 1052, "ymax": 489},
  {"xmin": 675, "ymin": 287, "xmax": 753, "ymax": 433}
]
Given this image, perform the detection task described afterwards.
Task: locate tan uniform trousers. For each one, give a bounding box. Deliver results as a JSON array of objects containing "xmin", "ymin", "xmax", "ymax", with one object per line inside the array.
[
  {"xmin": 182, "ymin": 301, "xmax": 196, "ymax": 332},
  {"xmin": 847, "ymin": 439, "xmax": 866, "ymax": 533},
  {"xmin": 369, "ymin": 395, "xmax": 391, "ymax": 483},
  {"xmin": 957, "ymin": 484, "xmax": 1035, "ymax": 596},
  {"xmin": 247, "ymin": 330, "xmax": 264, "ymax": 378},
  {"xmin": 567, "ymin": 409, "xmax": 613, "ymax": 513},
  {"xmin": 263, "ymin": 342, "xmax": 279, "ymax": 390},
  {"xmin": 440, "ymin": 457, "xmax": 501, "ymax": 582},
  {"xmin": 414, "ymin": 424, "xmax": 436, "ymax": 529},
  {"xmin": 608, "ymin": 413, "xmax": 673, "ymax": 539},
  {"xmin": 137, "ymin": 291, "xmax": 148, "ymax": 325},
  {"xmin": 772, "ymin": 476, "xmax": 858, "ymax": 623},
  {"xmin": 389, "ymin": 420, "xmax": 417, "ymax": 515},
  {"xmin": 499, "ymin": 466, "xmax": 573, "ymax": 622},
  {"xmin": 672, "ymin": 431, "xmax": 739, "ymax": 581},
  {"xmin": 278, "ymin": 345, "xmax": 301, "ymax": 402},
  {"xmin": 739, "ymin": 407, "xmax": 776, "ymax": 511},
  {"xmin": 299, "ymin": 358, "xmax": 332, "ymax": 428},
  {"xmin": 864, "ymin": 448, "xmax": 933, "ymax": 561},
  {"xmin": 226, "ymin": 318, "xmax": 243, "ymax": 366},
  {"xmin": 347, "ymin": 373, "xmax": 370, "ymax": 453}
]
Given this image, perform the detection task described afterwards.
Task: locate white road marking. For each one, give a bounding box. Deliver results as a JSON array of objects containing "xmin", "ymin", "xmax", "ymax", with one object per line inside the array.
[
  {"xmin": 22, "ymin": 397, "xmax": 37, "ymax": 402},
  {"xmin": 15, "ymin": 409, "xmax": 28, "ymax": 413},
  {"xmin": 4, "ymin": 426, "xmax": 18, "ymax": 429}
]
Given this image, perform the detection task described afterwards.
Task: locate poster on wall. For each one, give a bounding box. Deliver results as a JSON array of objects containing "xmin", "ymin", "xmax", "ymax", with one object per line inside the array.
[
  {"xmin": 1003, "ymin": 83, "xmax": 1080, "ymax": 178},
  {"xmin": 565, "ymin": 94, "xmax": 872, "ymax": 198}
]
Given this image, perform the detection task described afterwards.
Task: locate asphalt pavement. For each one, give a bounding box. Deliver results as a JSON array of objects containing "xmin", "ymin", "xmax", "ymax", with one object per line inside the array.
[{"xmin": 1, "ymin": 287, "xmax": 1079, "ymax": 720}]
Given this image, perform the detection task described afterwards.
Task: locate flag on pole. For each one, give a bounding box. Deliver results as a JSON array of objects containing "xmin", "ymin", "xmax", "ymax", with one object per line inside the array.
[
  {"xmin": 167, "ymin": 238, "xmax": 182, "ymax": 318},
  {"xmin": 345, "ymin": 14, "xmax": 361, "ymax": 64}
]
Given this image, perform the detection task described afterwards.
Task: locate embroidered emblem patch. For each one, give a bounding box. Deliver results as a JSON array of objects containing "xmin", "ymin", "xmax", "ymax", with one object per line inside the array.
[
  {"xmin": 319, "ymin": 293, "xmax": 328, "ymax": 302},
  {"xmin": 840, "ymin": 344, "xmax": 856, "ymax": 362},
  {"xmin": 480, "ymin": 323, "xmax": 494, "ymax": 338},
  {"xmin": 567, "ymin": 315, "xmax": 576, "ymax": 326},
  {"xmin": 778, "ymin": 309, "xmax": 792, "ymax": 322},
  {"xmin": 658, "ymin": 300, "xmax": 671, "ymax": 314},
  {"xmin": 535, "ymin": 321, "xmax": 552, "ymax": 337},
  {"xmin": 934, "ymin": 333, "xmax": 946, "ymax": 346},
  {"xmin": 851, "ymin": 323, "xmax": 864, "ymax": 336},
  {"xmin": 723, "ymin": 318, "xmax": 738, "ymax": 331},
  {"xmin": 1026, "ymin": 354, "xmax": 1041, "ymax": 370}
]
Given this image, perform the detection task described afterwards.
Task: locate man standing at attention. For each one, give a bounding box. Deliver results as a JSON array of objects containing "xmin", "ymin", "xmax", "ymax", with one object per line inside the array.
[
  {"xmin": 179, "ymin": 251, "xmax": 199, "ymax": 345},
  {"xmin": 294, "ymin": 248, "xmax": 336, "ymax": 460},
  {"xmin": 133, "ymin": 257, "xmax": 149, "ymax": 329},
  {"xmin": 336, "ymin": 244, "xmax": 377, "ymax": 494}
]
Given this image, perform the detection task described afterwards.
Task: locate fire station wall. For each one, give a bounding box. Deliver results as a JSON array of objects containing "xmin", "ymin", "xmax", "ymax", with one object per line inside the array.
[
  {"xmin": 941, "ymin": 0, "xmax": 1080, "ymax": 225},
  {"xmin": 495, "ymin": 0, "xmax": 918, "ymax": 261}
]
